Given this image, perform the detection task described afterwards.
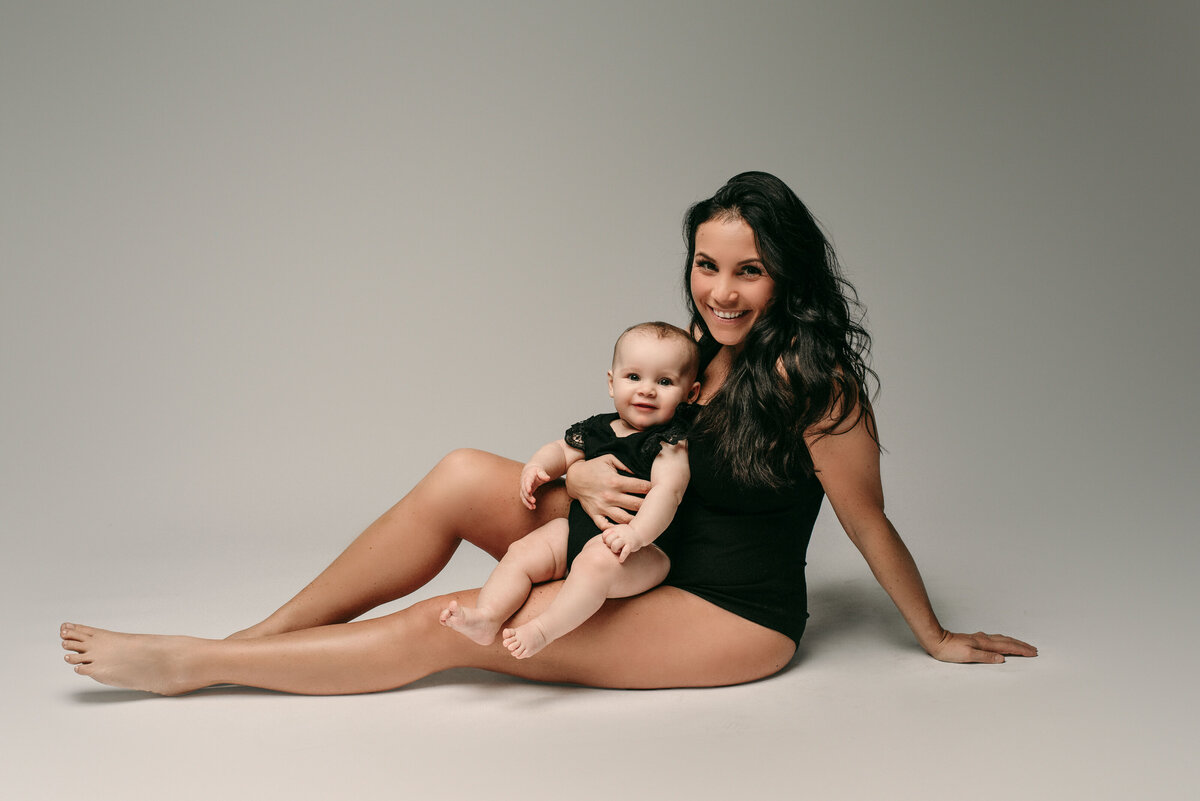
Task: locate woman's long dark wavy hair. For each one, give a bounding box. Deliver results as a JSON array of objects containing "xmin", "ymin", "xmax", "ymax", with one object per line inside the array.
[{"xmin": 685, "ymin": 171, "xmax": 879, "ymax": 487}]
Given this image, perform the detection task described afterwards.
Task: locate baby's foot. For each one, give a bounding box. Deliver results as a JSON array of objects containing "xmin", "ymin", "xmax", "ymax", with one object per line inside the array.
[
  {"xmin": 501, "ymin": 621, "xmax": 551, "ymax": 659},
  {"xmin": 438, "ymin": 600, "xmax": 500, "ymax": 646},
  {"xmin": 60, "ymin": 622, "xmax": 207, "ymax": 696}
]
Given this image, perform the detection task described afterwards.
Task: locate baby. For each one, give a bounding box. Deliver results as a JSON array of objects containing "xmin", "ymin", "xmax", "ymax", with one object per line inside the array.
[{"xmin": 439, "ymin": 321, "xmax": 700, "ymax": 658}]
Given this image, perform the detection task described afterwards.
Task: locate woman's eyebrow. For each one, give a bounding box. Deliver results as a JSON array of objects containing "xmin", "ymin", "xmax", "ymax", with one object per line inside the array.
[{"xmin": 695, "ymin": 250, "xmax": 761, "ymax": 266}]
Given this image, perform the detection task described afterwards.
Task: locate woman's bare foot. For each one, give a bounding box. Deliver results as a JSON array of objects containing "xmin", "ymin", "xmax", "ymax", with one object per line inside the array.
[
  {"xmin": 437, "ymin": 600, "xmax": 501, "ymax": 646},
  {"xmin": 502, "ymin": 621, "xmax": 550, "ymax": 659},
  {"xmin": 60, "ymin": 623, "xmax": 210, "ymax": 696}
]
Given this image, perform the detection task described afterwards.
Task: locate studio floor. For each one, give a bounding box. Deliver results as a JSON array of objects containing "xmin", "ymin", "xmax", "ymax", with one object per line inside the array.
[{"xmin": 8, "ymin": 500, "xmax": 1195, "ymax": 801}]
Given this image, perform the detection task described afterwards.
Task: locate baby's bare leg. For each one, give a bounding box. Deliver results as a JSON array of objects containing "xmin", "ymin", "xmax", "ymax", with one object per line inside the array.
[
  {"xmin": 439, "ymin": 519, "xmax": 568, "ymax": 645},
  {"xmin": 503, "ymin": 538, "xmax": 670, "ymax": 659}
]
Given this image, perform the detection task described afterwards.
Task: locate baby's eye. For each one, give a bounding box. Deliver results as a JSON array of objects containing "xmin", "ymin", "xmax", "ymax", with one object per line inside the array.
[
  {"xmin": 626, "ymin": 373, "xmax": 640, "ymax": 382},
  {"xmin": 657, "ymin": 378, "xmax": 674, "ymax": 386}
]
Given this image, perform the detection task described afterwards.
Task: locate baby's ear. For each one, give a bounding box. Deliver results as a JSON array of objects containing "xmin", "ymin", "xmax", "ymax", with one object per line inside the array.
[
  {"xmin": 687, "ymin": 381, "xmax": 701, "ymax": 402},
  {"xmin": 607, "ymin": 370, "xmax": 615, "ymax": 398}
]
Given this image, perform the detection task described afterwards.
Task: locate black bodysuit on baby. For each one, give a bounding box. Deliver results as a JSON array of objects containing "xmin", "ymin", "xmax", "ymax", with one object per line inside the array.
[{"xmin": 561, "ymin": 411, "xmax": 691, "ymax": 568}]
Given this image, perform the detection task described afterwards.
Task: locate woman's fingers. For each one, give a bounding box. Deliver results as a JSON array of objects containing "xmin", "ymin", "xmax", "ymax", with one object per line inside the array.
[
  {"xmin": 598, "ymin": 455, "xmax": 653, "ymax": 496},
  {"xmin": 973, "ymin": 632, "xmax": 1038, "ymax": 657},
  {"xmin": 613, "ymin": 493, "xmax": 645, "ymax": 512},
  {"xmin": 933, "ymin": 630, "xmax": 1038, "ymax": 663}
]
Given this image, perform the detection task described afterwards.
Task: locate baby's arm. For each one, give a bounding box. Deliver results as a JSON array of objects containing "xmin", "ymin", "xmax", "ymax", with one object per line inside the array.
[
  {"xmin": 520, "ymin": 439, "xmax": 586, "ymax": 510},
  {"xmin": 601, "ymin": 441, "xmax": 690, "ymax": 562}
]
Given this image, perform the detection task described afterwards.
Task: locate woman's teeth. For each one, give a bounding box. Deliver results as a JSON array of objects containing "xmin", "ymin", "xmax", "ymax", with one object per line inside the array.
[{"xmin": 712, "ymin": 308, "xmax": 746, "ymax": 319}]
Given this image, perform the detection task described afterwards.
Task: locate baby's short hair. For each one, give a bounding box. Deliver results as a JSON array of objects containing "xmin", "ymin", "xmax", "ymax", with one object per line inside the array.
[{"xmin": 612, "ymin": 321, "xmax": 700, "ymax": 382}]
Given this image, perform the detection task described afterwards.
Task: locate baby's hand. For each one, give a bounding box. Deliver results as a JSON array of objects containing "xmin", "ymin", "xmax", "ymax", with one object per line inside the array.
[
  {"xmin": 601, "ymin": 524, "xmax": 645, "ymax": 563},
  {"xmin": 520, "ymin": 463, "xmax": 552, "ymax": 510}
]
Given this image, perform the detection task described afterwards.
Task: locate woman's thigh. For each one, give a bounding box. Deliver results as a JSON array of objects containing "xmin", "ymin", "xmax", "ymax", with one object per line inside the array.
[
  {"xmin": 424, "ymin": 449, "xmax": 572, "ymax": 559},
  {"xmin": 440, "ymin": 583, "xmax": 797, "ymax": 689}
]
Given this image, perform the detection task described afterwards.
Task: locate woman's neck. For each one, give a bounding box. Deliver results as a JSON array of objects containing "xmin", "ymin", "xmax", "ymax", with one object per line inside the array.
[{"xmin": 698, "ymin": 346, "xmax": 736, "ymax": 404}]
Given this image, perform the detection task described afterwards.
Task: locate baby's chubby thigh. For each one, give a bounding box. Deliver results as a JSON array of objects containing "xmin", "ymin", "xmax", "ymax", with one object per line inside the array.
[
  {"xmin": 502, "ymin": 517, "xmax": 571, "ymax": 583},
  {"xmin": 571, "ymin": 536, "xmax": 670, "ymax": 599}
]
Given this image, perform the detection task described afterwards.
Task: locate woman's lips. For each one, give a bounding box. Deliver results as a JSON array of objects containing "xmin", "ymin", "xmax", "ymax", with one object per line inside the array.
[{"xmin": 709, "ymin": 306, "xmax": 747, "ymax": 320}]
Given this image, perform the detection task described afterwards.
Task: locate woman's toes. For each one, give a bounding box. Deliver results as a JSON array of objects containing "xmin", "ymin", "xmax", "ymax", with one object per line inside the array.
[{"xmin": 61, "ymin": 623, "xmax": 96, "ymax": 642}]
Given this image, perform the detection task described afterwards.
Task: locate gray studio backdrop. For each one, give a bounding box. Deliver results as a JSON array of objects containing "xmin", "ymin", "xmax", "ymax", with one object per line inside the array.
[
  {"xmin": 4, "ymin": 0, "xmax": 1197, "ymax": 620},
  {"xmin": 2, "ymin": 4, "xmax": 1198, "ymax": 797}
]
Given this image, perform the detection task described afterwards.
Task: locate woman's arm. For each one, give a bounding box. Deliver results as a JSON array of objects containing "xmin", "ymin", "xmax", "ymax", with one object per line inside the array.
[
  {"xmin": 807, "ymin": 415, "xmax": 1037, "ymax": 663},
  {"xmin": 564, "ymin": 455, "xmax": 654, "ymax": 528}
]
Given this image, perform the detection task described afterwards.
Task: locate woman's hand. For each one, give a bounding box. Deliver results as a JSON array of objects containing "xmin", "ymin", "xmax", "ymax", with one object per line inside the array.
[
  {"xmin": 925, "ymin": 630, "xmax": 1038, "ymax": 664},
  {"xmin": 564, "ymin": 454, "xmax": 652, "ymax": 530}
]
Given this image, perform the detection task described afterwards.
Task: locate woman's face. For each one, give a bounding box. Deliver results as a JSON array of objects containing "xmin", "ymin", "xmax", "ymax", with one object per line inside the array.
[{"xmin": 689, "ymin": 217, "xmax": 776, "ymax": 350}]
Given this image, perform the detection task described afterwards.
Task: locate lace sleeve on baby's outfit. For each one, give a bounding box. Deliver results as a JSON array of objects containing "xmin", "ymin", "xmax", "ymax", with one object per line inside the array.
[
  {"xmin": 564, "ymin": 419, "xmax": 588, "ymax": 451},
  {"xmin": 637, "ymin": 403, "xmax": 698, "ymax": 462}
]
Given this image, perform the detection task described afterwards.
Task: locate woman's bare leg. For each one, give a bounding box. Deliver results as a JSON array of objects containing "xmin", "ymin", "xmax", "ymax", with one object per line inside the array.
[
  {"xmin": 230, "ymin": 449, "xmax": 569, "ymax": 638},
  {"xmin": 62, "ymin": 585, "xmax": 796, "ymax": 695},
  {"xmin": 503, "ymin": 538, "xmax": 670, "ymax": 659},
  {"xmin": 438, "ymin": 519, "xmax": 569, "ymax": 646}
]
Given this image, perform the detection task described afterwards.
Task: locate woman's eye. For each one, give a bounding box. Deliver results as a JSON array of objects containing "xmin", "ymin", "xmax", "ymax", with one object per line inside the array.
[
  {"xmin": 741, "ymin": 264, "xmax": 763, "ymax": 276},
  {"xmin": 694, "ymin": 260, "xmax": 716, "ymax": 272}
]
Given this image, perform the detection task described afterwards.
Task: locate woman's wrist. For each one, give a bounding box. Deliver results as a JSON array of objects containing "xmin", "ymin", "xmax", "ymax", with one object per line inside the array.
[
  {"xmin": 563, "ymin": 459, "xmax": 589, "ymax": 500},
  {"xmin": 917, "ymin": 625, "xmax": 950, "ymax": 654}
]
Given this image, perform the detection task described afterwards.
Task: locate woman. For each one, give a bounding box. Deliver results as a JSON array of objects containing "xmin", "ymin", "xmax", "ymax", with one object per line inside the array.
[{"xmin": 60, "ymin": 172, "xmax": 1036, "ymax": 695}]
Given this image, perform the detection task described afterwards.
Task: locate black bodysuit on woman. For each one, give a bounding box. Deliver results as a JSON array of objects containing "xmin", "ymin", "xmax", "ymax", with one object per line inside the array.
[{"xmin": 655, "ymin": 336, "xmax": 825, "ymax": 644}]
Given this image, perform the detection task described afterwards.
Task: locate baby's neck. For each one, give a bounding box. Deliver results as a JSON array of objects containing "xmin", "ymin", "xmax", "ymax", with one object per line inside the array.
[{"xmin": 610, "ymin": 415, "xmax": 670, "ymax": 437}]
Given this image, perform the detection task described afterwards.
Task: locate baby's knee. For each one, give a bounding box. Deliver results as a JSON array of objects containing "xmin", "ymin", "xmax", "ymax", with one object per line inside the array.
[
  {"xmin": 571, "ymin": 538, "xmax": 623, "ymax": 580},
  {"xmin": 504, "ymin": 533, "xmax": 543, "ymax": 565}
]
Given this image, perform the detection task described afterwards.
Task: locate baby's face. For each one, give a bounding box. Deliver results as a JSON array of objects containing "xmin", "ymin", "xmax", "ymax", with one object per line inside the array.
[{"xmin": 607, "ymin": 334, "xmax": 700, "ymax": 430}]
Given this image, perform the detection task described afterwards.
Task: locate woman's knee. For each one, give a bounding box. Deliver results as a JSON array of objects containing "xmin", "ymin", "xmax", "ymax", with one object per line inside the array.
[
  {"xmin": 421, "ymin": 449, "xmax": 511, "ymax": 523},
  {"xmin": 430, "ymin": 448, "xmax": 493, "ymax": 491}
]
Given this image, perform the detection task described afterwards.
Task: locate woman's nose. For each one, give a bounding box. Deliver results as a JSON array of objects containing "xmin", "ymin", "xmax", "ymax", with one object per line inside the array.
[{"xmin": 715, "ymin": 276, "xmax": 738, "ymax": 303}]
